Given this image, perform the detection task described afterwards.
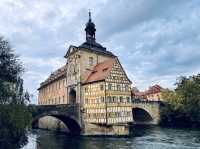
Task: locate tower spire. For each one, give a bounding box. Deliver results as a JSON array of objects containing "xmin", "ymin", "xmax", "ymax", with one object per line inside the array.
[
  {"xmin": 85, "ymin": 10, "xmax": 96, "ymax": 42},
  {"xmin": 89, "ymin": 9, "xmax": 91, "ymax": 22}
]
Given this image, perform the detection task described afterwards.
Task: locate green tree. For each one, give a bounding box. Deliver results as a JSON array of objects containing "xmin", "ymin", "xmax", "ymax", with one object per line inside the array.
[
  {"xmin": 0, "ymin": 36, "xmax": 31, "ymax": 148},
  {"xmin": 176, "ymin": 75, "xmax": 200, "ymax": 123},
  {"xmin": 161, "ymin": 74, "xmax": 200, "ymax": 126}
]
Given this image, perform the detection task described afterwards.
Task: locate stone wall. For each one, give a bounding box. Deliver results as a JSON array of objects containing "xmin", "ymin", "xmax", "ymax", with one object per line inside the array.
[{"xmin": 84, "ymin": 123, "xmax": 129, "ymax": 136}]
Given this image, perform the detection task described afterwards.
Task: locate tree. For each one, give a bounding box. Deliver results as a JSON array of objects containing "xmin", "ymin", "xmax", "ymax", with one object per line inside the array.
[
  {"xmin": 160, "ymin": 74, "xmax": 200, "ymax": 126},
  {"xmin": 0, "ymin": 36, "xmax": 31, "ymax": 148},
  {"xmin": 0, "ymin": 36, "xmax": 23, "ymax": 104}
]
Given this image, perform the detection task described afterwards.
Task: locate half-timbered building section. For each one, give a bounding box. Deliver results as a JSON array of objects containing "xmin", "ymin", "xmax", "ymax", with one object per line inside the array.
[
  {"xmin": 83, "ymin": 81, "xmax": 106, "ymax": 123},
  {"xmin": 105, "ymin": 59, "xmax": 132, "ymax": 124},
  {"xmin": 83, "ymin": 58, "xmax": 133, "ymax": 125}
]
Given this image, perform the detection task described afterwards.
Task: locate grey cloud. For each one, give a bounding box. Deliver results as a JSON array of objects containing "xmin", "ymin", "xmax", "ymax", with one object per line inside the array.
[{"xmin": 95, "ymin": 0, "xmax": 189, "ymax": 40}]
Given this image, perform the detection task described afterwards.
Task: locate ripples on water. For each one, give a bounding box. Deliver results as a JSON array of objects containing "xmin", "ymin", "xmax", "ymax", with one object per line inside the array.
[{"xmin": 22, "ymin": 126, "xmax": 200, "ymax": 149}]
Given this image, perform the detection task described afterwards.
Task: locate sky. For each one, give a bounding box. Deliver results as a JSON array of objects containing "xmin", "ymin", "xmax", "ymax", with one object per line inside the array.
[{"xmin": 0, "ymin": 0, "xmax": 200, "ymax": 103}]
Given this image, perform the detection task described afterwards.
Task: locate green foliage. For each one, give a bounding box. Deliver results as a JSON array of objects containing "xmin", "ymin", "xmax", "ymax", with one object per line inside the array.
[
  {"xmin": 160, "ymin": 74, "xmax": 200, "ymax": 126},
  {"xmin": 0, "ymin": 104, "xmax": 32, "ymax": 148},
  {"xmin": 0, "ymin": 36, "xmax": 32, "ymax": 148}
]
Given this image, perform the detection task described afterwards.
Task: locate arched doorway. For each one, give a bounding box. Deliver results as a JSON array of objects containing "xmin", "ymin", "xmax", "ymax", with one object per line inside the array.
[
  {"xmin": 132, "ymin": 108, "xmax": 153, "ymax": 124},
  {"xmin": 69, "ymin": 89, "xmax": 76, "ymax": 104}
]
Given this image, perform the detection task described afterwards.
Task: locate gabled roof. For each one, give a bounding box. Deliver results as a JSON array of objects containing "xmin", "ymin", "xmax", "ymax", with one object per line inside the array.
[
  {"xmin": 84, "ymin": 58, "xmax": 115, "ymax": 84},
  {"xmin": 64, "ymin": 45, "xmax": 78, "ymax": 58}
]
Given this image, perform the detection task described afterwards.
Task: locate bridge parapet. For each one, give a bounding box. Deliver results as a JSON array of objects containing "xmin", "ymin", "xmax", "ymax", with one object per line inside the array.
[{"xmin": 35, "ymin": 104, "xmax": 80, "ymax": 116}]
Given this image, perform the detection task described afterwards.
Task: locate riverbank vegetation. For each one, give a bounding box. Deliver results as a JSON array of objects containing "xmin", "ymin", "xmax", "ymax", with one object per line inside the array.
[
  {"xmin": 0, "ymin": 36, "xmax": 32, "ymax": 148},
  {"xmin": 161, "ymin": 74, "xmax": 200, "ymax": 127}
]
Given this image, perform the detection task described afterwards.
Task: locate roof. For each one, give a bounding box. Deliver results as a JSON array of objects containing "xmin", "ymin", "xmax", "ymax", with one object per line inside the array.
[
  {"xmin": 84, "ymin": 58, "xmax": 116, "ymax": 84},
  {"xmin": 134, "ymin": 84, "xmax": 162, "ymax": 98},
  {"xmin": 79, "ymin": 41, "xmax": 115, "ymax": 57},
  {"xmin": 38, "ymin": 65, "xmax": 67, "ymax": 90},
  {"xmin": 147, "ymin": 84, "xmax": 162, "ymax": 94}
]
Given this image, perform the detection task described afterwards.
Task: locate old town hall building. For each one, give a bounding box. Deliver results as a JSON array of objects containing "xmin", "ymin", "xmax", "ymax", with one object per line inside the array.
[{"xmin": 38, "ymin": 12, "xmax": 133, "ymax": 128}]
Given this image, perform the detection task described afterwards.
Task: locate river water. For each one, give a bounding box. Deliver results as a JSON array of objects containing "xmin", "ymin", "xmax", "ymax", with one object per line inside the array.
[{"xmin": 22, "ymin": 126, "xmax": 200, "ymax": 149}]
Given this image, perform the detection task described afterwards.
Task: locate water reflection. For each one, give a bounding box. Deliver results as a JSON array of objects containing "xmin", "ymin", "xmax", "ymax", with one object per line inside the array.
[
  {"xmin": 22, "ymin": 126, "xmax": 200, "ymax": 149},
  {"xmin": 35, "ymin": 131, "xmax": 130, "ymax": 149}
]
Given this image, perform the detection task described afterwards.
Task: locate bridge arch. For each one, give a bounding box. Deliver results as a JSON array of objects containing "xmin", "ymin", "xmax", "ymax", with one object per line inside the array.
[
  {"xmin": 132, "ymin": 107, "xmax": 153, "ymax": 124},
  {"xmin": 32, "ymin": 114, "xmax": 81, "ymax": 135}
]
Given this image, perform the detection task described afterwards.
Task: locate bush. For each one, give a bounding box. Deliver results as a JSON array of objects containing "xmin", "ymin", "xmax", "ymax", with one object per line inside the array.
[{"xmin": 0, "ymin": 104, "xmax": 32, "ymax": 148}]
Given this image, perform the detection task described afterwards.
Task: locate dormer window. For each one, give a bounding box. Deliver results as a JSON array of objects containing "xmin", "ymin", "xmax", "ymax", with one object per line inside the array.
[
  {"xmin": 89, "ymin": 57, "xmax": 94, "ymax": 66},
  {"xmin": 103, "ymin": 68, "xmax": 108, "ymax": 71}
]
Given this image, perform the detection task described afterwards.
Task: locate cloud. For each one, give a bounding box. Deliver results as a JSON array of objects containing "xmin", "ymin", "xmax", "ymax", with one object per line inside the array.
[{"xmin": 0, "ymin": 0, "xmax": 200, "ymax": 103}]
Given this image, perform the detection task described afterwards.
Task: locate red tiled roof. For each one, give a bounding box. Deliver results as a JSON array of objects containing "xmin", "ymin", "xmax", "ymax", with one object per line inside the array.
[
  {"xmin": 147, "ymin": 84, "xmax": 162, "ymax": 94},
  {"xmin": 133, "ymin": 84, "xmax": 163, "ymax": 99},
  {"xmin": 84, "ymin": 58, "xmax": 115, "ymax": 84}
]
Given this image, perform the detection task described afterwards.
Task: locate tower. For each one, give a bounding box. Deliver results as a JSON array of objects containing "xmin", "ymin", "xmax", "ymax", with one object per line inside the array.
[{"xmin": 85, "ymin": 11, "xmax": 96, "ymax": 42}]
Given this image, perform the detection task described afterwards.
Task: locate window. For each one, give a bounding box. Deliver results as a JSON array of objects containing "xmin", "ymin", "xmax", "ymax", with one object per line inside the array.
[
  {"xmin": 117, "ymin": 84, "xmax": 121, "ymax": 91},
  {"xmin": 85, "ymin": 87, "xmax": 88, "ymax": 92},
  {"xmin": 125, "ymin": 85, "xmax": 129, "ymax": 91},
  {"xmin": 58, "ymin": 97, "xmax": 61, "ymax": 103},
  {"xmin": 119, "ymin": 96, "xmax": 123, "ymax": 102},
  {"xmin": 127, "ymin": 97, "xmax": 131, "ymax": 103},
  {"xmin": 89, "ymin": 57, "xmax": 94, "ymax": 66},
  {"xmin": 113, "ymin": 96, "xmax": 116, "ymax": 103},
  {"xmin": 108, "ymin": 84, "xmax": 112, "ymax": 90},
  {"xmin": 101, "ymin": 97, "xmax": 105, "ymax": 102},
  {"xmin": 107, "ymin": 96, "xmax": 111, "ymax": 103},
  {"xmin": 103, "ymin": 68, "xmax": 108, "ymax": 71},
  {"xmin": 100, "ymin": 84, "xmax": 104, "ymax": 90}
]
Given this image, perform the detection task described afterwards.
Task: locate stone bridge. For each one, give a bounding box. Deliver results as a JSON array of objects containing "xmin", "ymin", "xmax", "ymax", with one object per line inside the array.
[
  {"xmin": 31, "ymin": 104, "xmax": 82, "ymax": 135},
  {"xmin": 132, "ymin": 100, "xmax": 162, "ymax": 125},
  {"xmin": 31, "ymin": 101, "xmax": 162, "ymax": 135}
]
